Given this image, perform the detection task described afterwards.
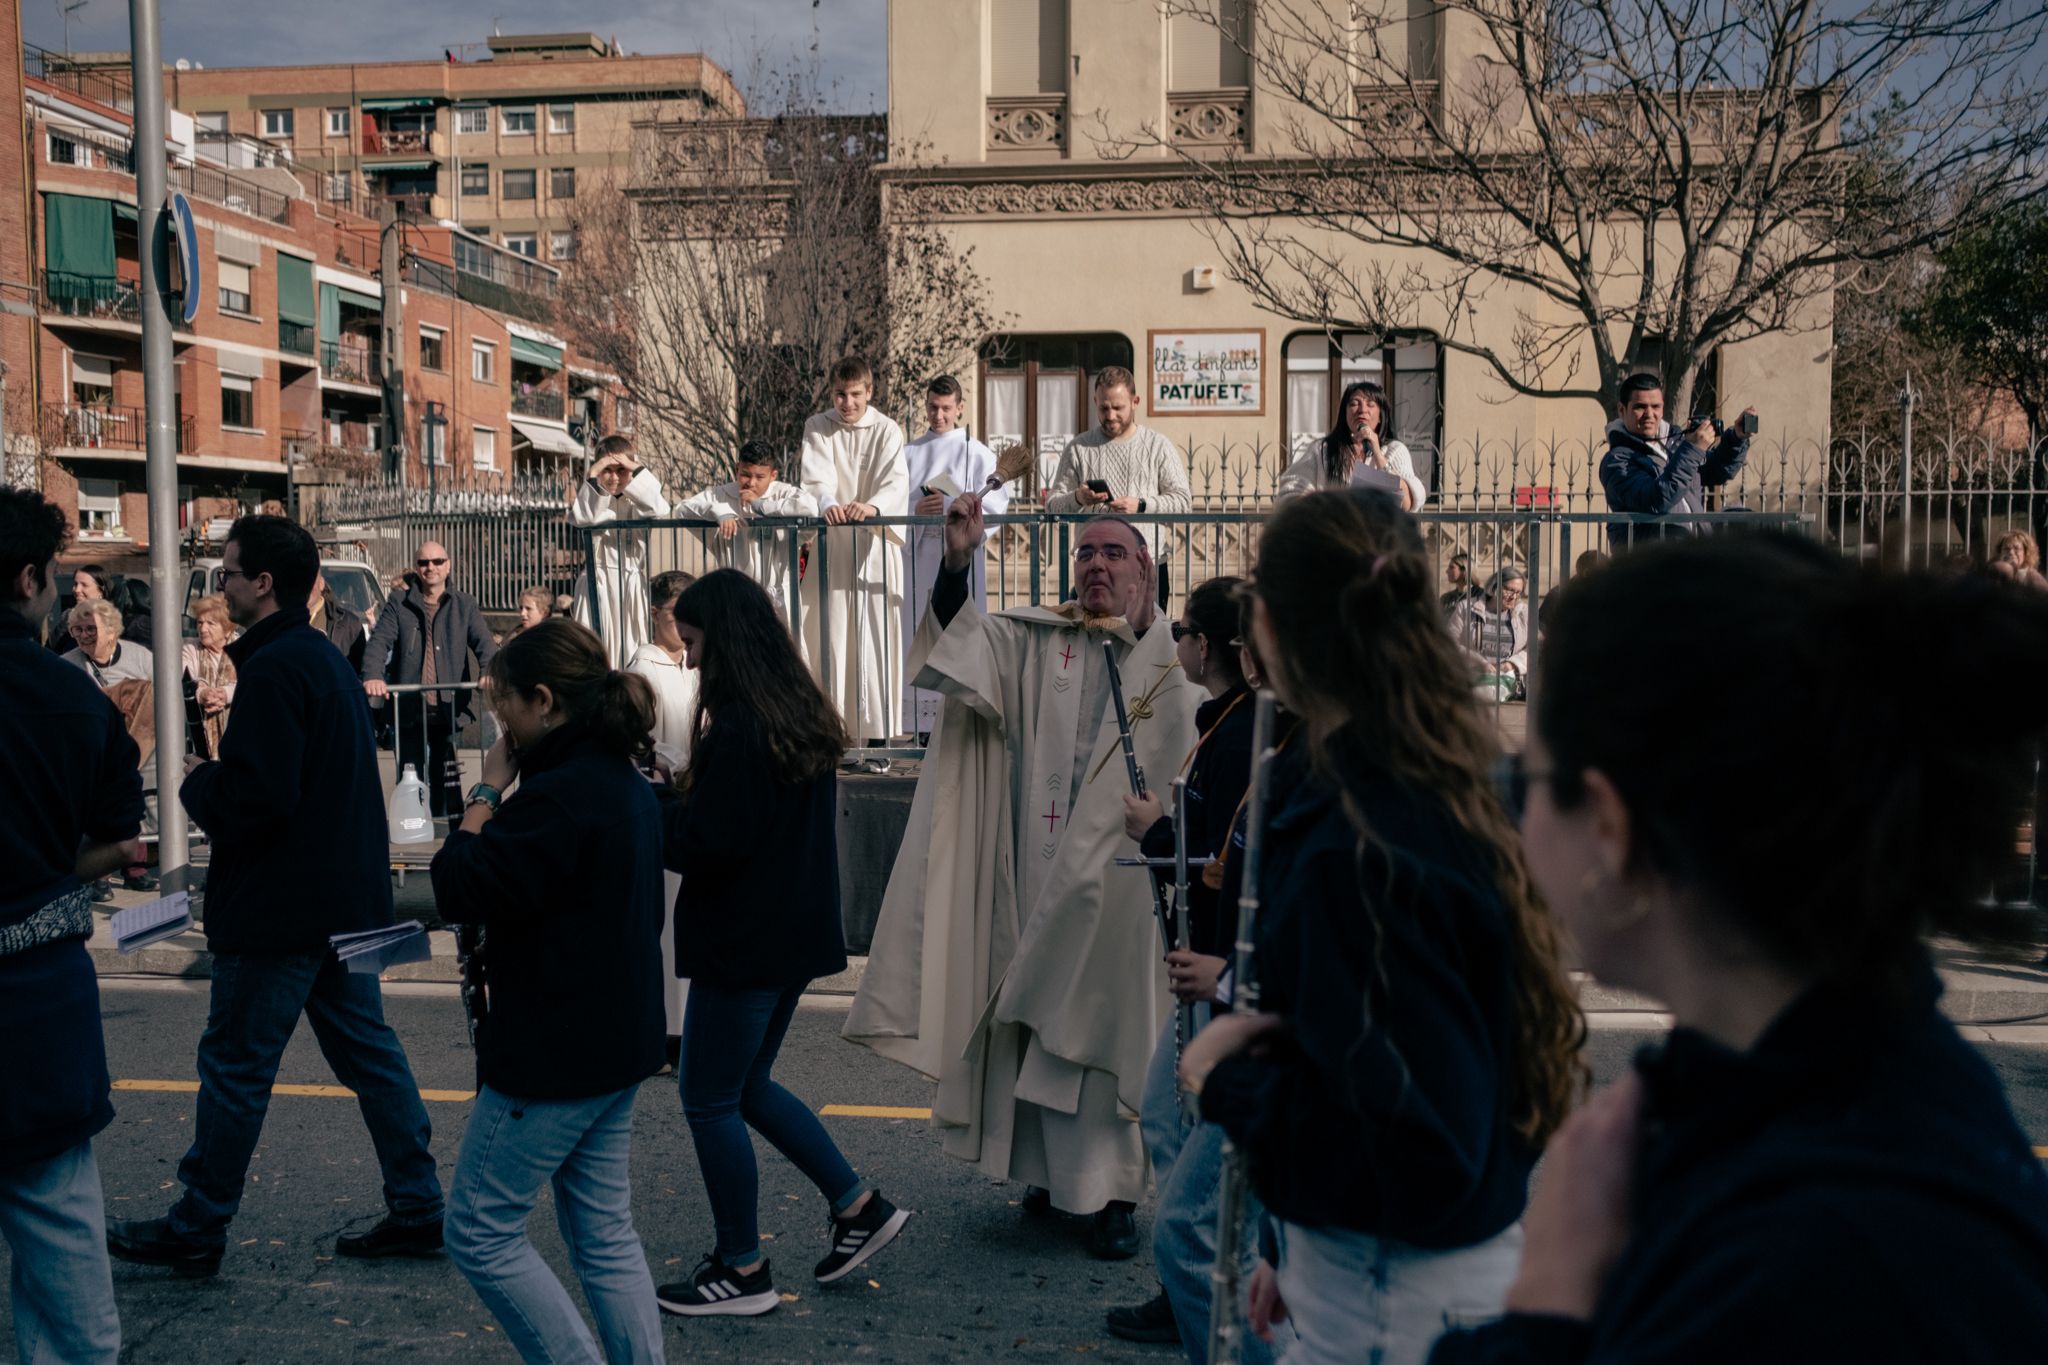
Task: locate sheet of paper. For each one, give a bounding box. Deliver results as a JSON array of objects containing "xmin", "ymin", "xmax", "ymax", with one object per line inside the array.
[{"xmin": 921, "ymin": 472, "xmax": 962, "ymax": 498}]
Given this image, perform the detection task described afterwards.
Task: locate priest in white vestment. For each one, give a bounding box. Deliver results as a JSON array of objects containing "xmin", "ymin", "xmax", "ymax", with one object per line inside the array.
[
  {"xmin": 901, "ymin": 376, "xmax": 1007, "ymax": 738},
  {"xmin": 627, "ymin": 568, "xmax": 699, "ymax": 1039},
  {"xmin": 799, "ymin": 366, "xmax": 909, "ymax": 748},
  {"xmin": 673, "ymin": 442, "xmax": 819, "ymax": 626},
  {"xmin": 844, "ymin": 506, "xmax": 1199, "ymax": 1258},
  {"xmin": 571, "ymin": 437, "xmax": 672, "ymax": 668}
]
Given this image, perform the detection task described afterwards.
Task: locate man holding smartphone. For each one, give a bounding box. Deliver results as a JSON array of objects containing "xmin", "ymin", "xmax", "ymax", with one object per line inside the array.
[
  {"xmin": 1598, "ymin": 372, "xmax": 1757, "ymax": 551},
  {"xmin": 1045, "ymin": 367, "xmax": 1192, "ymax": 611}
]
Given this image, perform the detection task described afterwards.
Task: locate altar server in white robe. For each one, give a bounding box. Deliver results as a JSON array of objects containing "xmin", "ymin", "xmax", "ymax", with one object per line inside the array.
[
  {"xmin": 902, "ymin": 374, "xmax": 1007, "ymax": 738},
  {"xmin": 628, "ymin": 569, "xmax": 699, "ymax": 1041},
  {"xmin": 844, "ymin": 505, "xmax": 1199, "ymax": 1261},
  {"xmin": 673, "ymin": 440, "xmax": 819, "ymax": 625},
  {"xmin": 799, "ymin": 357, "xmax": 909, "ymax": 751},
  {"xmin": 571, "ymin": 434, "xmax": 672, "ymax": 668}
]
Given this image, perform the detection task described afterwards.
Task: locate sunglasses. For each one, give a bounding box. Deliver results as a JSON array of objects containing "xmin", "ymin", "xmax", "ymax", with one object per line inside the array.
[
  {"xmin": 1169, "ymin": 622, "xmax": 1201, "ymax": 643},
  {"xmin": 416, "ymin": 557, "xmax": 448, "ymax": 567},
  {"xmin": 1495, "ymin": 752, "xmax": 1554, "ymax": 825}
]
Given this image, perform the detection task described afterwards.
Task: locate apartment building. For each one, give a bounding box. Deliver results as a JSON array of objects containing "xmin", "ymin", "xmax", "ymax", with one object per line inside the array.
[
  {"xmin": 10, "ymin": 42, "xmax": 612, "ymax": 556},
  {"xmin": 159, "ymin": 32, "xmax": 743, "ymax": 267}
]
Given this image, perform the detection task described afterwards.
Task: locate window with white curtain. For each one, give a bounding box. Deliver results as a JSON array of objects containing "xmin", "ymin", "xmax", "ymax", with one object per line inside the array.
[
  {"xmin": 1283, "ymin": 330, "xmax": 1443, "ymax": 480},
  {"xmin": 978, "ymin": 334, "xmax": 1135, "ymax": 501},
  {"xmin": 472, "ymin": 426, "xmax": 497, "ymax": 471}
]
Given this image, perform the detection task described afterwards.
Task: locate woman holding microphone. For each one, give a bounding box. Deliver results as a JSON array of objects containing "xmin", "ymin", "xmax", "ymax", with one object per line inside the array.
[{"xmin": 431, "ymin": 617, "xmax": 668, "ymax": 1364}]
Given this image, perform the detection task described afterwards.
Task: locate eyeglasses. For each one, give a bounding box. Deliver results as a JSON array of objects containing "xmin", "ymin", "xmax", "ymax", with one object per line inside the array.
[
  {"xmin": 1073, "ymin": 544, "xmax": 1130, "ymax": 564},
  {"xmin": 1495, "ymin": 752, "xmax": 1554, "ymax": 825},
  {"xmin": 1169, "ymin": 622, "xmax": 1201, "ymax": 642},
  {"xmin": 211, "ymin": 567, "xmax": 253, "ymax": 591},
  {"xmin": 416, "ymin": 557, "xmax": 448, "ymax": 568}
]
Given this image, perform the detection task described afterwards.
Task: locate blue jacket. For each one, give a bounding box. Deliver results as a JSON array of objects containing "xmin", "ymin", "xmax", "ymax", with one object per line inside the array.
[
  {"xmin": 0, "ymin": 605, "xmax": 143, "ymax": 1168},
  {"xmin": 431, "ymin": 725, "xmax": 667, "ymax": 1100},
  {"xmin": 1200, "ymin": 745, "xmax": 1537, "ymax": 1247},
  {"xmin": 1430, "ymin": 968, "xmax": 2048, "ymax": 1364},
  {"xmin": 1597, "ymin": 417, "xmax": 1749, "ymax": 549},
  {"xmin": 181, "ymin": 607, "xmax": 394, "ymax": 954}
]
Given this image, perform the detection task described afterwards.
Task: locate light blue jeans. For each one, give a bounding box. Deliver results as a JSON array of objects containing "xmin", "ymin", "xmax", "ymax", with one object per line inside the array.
[
  {"xmin": 448, "ymin": 1084, "xmax": 664, "ymax": 1365},
  {"xmin": 1140, "ymin": 1011, "xmax": 1277, "ymax": 1365},
  {"xmin": 1272, "ymin": 1219, "xmax": 1523, "ymax": 1365},
  {"xmin": 0, "ymin": 1140, "xmax": 120, "ymax": 1364}
]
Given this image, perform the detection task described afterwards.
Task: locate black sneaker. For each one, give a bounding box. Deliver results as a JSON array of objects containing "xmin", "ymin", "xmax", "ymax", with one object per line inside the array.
[
  {"xmin": 1106, "ymin": 1289, "xmax": 1182, "ymax": 1343},
  {"xmin": 813, "ymin": 1191, "xmax": 910, "ymax": 1284},
  {"xmin": 335, "ymin": 1216, "xmax": 443, "ymax": 1259},
  {"xmin": 656, "ymin": 1254, "xmax": 779, "ymax": 1317},
  {"xmin": 106, "ymin": 1216, "xmax": 224, "ymax": 1279},
  {"xmin": 91, "ymin": 879, "xmax": 115, "ymax": 904}
]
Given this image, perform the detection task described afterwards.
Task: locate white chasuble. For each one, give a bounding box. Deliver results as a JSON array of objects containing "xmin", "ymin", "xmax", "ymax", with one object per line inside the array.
[
  {"xmin": 843, "ymin": 596, "xmax": 1199, "ymax": 1212},
  {"xmin": 798, "ymin": 407, "xmax": 909, "ymax": 741}
]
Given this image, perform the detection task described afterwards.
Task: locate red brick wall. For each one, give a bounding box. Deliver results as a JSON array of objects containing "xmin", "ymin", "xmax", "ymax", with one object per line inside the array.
[{"xmin": 1, "ymin": 2, "xmax": 39, "ymax": 468}]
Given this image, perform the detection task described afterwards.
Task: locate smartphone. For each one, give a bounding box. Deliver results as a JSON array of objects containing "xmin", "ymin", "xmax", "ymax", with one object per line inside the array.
[{"xmin": 1086, "ymin": 478, "xmax": 1112, "ymax": 496}]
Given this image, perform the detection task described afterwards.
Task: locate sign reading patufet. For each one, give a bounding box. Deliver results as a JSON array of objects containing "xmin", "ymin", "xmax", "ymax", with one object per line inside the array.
[{"xmin": 1149, "ymin": 328, "xmax": 1265, "ymax": 416}]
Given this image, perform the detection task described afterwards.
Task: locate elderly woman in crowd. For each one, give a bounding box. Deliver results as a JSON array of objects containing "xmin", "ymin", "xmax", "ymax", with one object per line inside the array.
[
  {"xmin": 1990, "ymin": 531, "xmax": 2048, "ymax": 590},
  {"xmin": 1445, "ymin": 566, "xmax": 1532, "ymax": 696},
  {"xmin": 61, "ymin": 597, "xmax": 158, "ymax": 892},
  {"xmin": 181, "ymin": 595, "xmax": 238, "ymax": 759}
]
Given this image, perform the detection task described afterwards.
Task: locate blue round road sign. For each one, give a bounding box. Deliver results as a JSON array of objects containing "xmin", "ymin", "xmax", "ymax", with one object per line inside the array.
[{"xmin": 169, "ymin": 192, "xmax": 201, "ymax": 326}]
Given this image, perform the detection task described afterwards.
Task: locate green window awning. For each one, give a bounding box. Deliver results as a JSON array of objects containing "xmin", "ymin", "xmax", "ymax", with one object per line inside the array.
[
  {"xmin": 277, "ymin": 254, "xmax": 315, "ymax": 326},
  {"xmin": 113, "ymin": 201, "xmax": 139, "ymax": 223},
  {"xmin": 319, "ymin": 282, "xmax": 340, "ymax": 342},
  {"xmin": 337, "ymin": 286, "xmax": 381, "ymax": 313},
  {"xmin": 366, "ymin": 160, "xmax": 436, "ymax": 173},
  {"xmin": 509, "ymin": 335, "xmax": 562, "ymax": 370},
  {"xmin": 362, "ymin": 97, "xmax": 440, "ymax": 112},
  {"xmin": 44, "ymin": 193, "xmax": 116, "ymax": 300}
]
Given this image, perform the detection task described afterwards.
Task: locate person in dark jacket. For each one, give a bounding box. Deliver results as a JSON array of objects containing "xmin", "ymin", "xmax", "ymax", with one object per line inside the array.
[
  {"xmin": 1430, "ymin": 533, "xmax": 2048, "ymax": 1365},
  {"xmin": 309, "ymin": 570, "xmax": 367, "ymax": 676},
  {"xmin": 1181, "ymin": 489, "xmax": 1586, "ymax": 1365},
  {"xmin": 361, "ymin": 540, "xmax": 496, "ymax": 818},
  {"xmin": 0, "ymin": 489, "xmax": 141, "ymax": 1364},
  {"xmin": 107, "ymin": 516, "xmax": 443, "ymax": 1279},
  {"xmin": 1597, "ymin": 372, "xmax": 1753, "ymax": 550},
  {"xmin": 655, "ymin": 569, "xmax": 910, "ymax": 1318},
  {"xmin": 1103, "ymin": 575, "xmax": 1260, "ymax": 1351},
  {"xmin": 431, "ymin": 617, "xmax": 668, "ymax": 1363}
]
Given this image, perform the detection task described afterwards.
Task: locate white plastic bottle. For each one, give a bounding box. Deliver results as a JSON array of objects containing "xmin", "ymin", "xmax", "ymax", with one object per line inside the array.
[{"xmin": 388, "ymin": 764, "xmax": 433, "ymax": 844}]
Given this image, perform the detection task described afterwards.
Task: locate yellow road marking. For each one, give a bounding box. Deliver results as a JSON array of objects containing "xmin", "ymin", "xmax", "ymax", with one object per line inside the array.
[
  {"xmin": 819, "ymin": 1104, "xmax": 932, "ymax": 1120},
  {"xmin": 115, "ymin": 1079, "xmax": 477, "ymax": 1103}
]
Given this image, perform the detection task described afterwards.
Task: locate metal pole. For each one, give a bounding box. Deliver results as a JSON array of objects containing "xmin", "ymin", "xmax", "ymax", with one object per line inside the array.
[
  {"xmin": 1899, "ymin": 376, "xmax": 1917, "ymax": 570},
  {"xmin": 131, "ymin": 0, "xmax": 189, "ymax": 879}
]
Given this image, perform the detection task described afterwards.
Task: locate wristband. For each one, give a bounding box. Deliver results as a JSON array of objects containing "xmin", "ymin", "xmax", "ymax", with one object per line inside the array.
[{"xmin": 465, "ymin": 783, "xmax": 503, "ymax": 812}]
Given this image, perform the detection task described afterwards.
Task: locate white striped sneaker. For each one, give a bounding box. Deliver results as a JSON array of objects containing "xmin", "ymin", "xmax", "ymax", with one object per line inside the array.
[
  {"xmin": 656, "ymin": 1254, "xmax": 779, "ymax": 1317},
  {"xmin": 814, "ymin": 1191, "xmax": 911, "ymax": 1283}
]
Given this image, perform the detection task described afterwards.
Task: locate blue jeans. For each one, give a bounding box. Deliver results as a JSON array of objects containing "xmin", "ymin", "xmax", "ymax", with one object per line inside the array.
[
  {"xmin": 169, "ymin": 951, "xmax": 443, "ymax": 1242},
  {"xmin": 0, "ymin": 1141, "xmax": 121, "ymax": 1364},
  {"xmin": 1140, "ymin": 1013, "xmax": 1277, "ymax": 1365},
  {"xmin": 448, "ymin": 1084, "xmax": 663, "ymax": 1365},
  {"xmin": 1272, "ymin": 1220, "xmax": 1523, "ymax": 1365},
  {"xmin": 679, "ymin": 983, "xmax": 866, "ymax": 1264}
]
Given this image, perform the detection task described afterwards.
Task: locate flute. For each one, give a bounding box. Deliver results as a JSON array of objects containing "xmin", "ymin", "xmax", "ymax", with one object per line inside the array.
[
  {"xmin": 1170, "ymin": 775, "xmax": 1196, "ymax": 1121},
  {"xmin": 1104, "ymin": 640, "xmax": 1174, "ymax": 953},
  {"xmin": 1208, "ymin": 690, "xmax": 1277, "ymax": 1365}
]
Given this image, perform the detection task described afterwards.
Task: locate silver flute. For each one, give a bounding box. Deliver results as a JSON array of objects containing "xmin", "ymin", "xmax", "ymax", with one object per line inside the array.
[
  {"xmin": 1170, "ymin": 775, "xmax": 1195, "ymax": 1121},
  {"xmin": 1208, "ymin": 690, "xmax": 1278, "ymax": 1365},
  {"xmin": 1104, "ymin": 640, "xmax": 1174, "ymax": 952}
]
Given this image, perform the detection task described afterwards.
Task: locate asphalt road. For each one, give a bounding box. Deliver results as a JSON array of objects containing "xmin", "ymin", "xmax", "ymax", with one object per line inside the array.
[{"xmin": 5, "ymin": 983, "xmax": 2046, "ymax": 1364}]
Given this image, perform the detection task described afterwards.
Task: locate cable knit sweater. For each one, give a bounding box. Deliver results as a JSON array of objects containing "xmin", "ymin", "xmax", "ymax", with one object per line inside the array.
[{"xmin": 1044, "ymin": 424, "xmax": 1194, "ymax": 556}]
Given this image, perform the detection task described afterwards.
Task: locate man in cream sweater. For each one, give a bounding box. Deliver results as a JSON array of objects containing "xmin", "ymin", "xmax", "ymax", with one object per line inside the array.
[{"xmin": 1044, "ymin": 367, "xmax": 1192, "ymax": 611}]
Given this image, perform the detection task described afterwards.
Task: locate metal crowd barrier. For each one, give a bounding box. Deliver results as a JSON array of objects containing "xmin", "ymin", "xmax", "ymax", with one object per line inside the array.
[
  {"xmin": 371, "ymin": 681, "xmax": 492, "ymax": 880},
  {"xmin": 579, "ymin": 507, "xmax": 1814, "ymax": 763}
]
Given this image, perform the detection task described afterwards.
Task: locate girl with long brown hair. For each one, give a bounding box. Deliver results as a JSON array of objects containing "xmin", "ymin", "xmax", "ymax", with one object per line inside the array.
[
  {"xmin": 1179, "ymin": 488, "xmax": 1584, "ymax": 1365},
  {"xmin": 655, "ymin": 569, "xmax": 909, "ymax": 1319}
]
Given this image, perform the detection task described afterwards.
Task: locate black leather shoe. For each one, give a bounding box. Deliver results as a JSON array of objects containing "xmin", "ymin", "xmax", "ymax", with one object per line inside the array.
[
  {"xmin": 1020, "ymin": 1185, "xmax": 1052, "ymax": 1216},
  {"xmin": 106, "ymin": 1217, "xmax": 223, "ymax": 1278},
  {"xmin": 1089, "ymin": 1202, "xmax": 1140, "ymax": 1260},
  {"xmin": 1106, "ymin": 1289, "xmax": 1181, "ymax": 1343},
  {"xmin": 336, "ymin": 1216, "xmax": 444, "ymax": 1259}
]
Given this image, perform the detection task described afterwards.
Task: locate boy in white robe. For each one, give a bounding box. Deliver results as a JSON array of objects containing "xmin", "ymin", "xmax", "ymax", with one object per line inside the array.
[
  {"xmin": 798, "ymin": 357, "xmax": 909, "ymax": 759},
  {"xmin": 673, "ymin": 441, "xmax": 819, "ymax": 627},
  {"xmin": 571, "ymin": 434, "xmax": 671, "ymax": 668},
  {"xmin": 901, "ymin": 375, "xmax": 1007, "ymax": 740}
]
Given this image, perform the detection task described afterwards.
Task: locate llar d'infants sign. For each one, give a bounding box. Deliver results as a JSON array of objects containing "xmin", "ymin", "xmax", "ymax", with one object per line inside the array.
[{"xmin": 1148, "ymin": 328, "xmax": 1265, "ymax": 416}]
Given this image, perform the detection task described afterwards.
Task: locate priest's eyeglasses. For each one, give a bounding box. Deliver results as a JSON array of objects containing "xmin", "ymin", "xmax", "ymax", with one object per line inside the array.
[{"xmin": 1073, "ymin": 544, "xmax": 1130, "ymax": 563}]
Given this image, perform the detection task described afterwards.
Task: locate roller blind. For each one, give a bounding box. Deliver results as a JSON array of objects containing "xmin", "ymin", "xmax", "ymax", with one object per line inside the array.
[
  {"xmin": 990, "ymin": 0, "xmax": 1065, "ymax": 96},
  {"xmin": 509, "ymin": 335, "xmax": 563, "ymax": 370},
  {"xmin": 43, "ymin": 194, "xmax": 116, "ymax": 297},
  {"xmin": 217, "ymin": 260, "xmax": 251, "ymax": 296},
  {"xmin": 276, "ymin": 254, "xmax": 315, "ymax": 324},
  {"xmin": 1170, "ymin": 0, "xmax": 1250, "ymax": 91}
]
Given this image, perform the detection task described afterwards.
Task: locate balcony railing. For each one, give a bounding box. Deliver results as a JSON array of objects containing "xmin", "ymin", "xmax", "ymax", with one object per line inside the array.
[
  {"xmin": 169, "ymin": 160, "xmax": 296, "ymax": 225},
  {"xmin": 43, "ymin": 403, "xmax": 193, "ymax": 454},
  {"xmin": 321, "ymin": 338, "xmax": 381, "ymax": 386},
  {"xmin": 368, "ymin": 191, "xmax": 436, "ymax": 219},
  {"xmin": 1170, "ymin": 89, "xmax": 1251, "ymax": 151},
  {"xmin": 279, "ymin": 319, "xmax": 317, "ymax": 357},
  {"xmin": 363, "ymin": 127, "xmax": 433, "ymax": 155},
  {"xmin": 986, "ymin": 95, "xmax": 1067, "ymax": 154},
  {"xmin": 511, "ymin": 387, "xmax": 566, "ymax": 420},
  {"xmin": 332, "ymin": 232, "xmax": 380, "ymax": 274},
  {"xmin": 40, "ymin": 272, "xmax": 141, "ymax": 322},
  {"xmin": 24, "ymin": 43, "xmax": 133, "ymax": 112}
]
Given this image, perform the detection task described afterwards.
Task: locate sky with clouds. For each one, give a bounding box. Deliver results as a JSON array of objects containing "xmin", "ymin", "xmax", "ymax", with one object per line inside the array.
[{"xmin": 22, "ymin": 0, "xmax": 889, "ymax": 110}]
